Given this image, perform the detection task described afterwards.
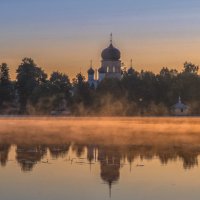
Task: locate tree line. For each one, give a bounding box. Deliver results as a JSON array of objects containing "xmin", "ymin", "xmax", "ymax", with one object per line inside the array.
[{"xmin": 0, "ymin": 57, "xmax": 200, "ymax": 115}]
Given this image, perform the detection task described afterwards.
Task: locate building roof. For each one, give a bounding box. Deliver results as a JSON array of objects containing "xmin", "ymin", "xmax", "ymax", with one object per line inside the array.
[
  {"xmin": 98, "ymin": 67, "xmax": 106, "ymax": 73},
  {"xmin": 87, "ymin": 67, "xmax": 95, "ymax": 75},
  {"xmin": 101, "ymin": 43, "xmax": 121, "ymax": 61},
  {"xmin": 173, "ymin": 97, "xmax": 188, "ymax": 109},
  {"xmin": 128, "ymin": 67, "xmax": 134, "ymax": 75}
]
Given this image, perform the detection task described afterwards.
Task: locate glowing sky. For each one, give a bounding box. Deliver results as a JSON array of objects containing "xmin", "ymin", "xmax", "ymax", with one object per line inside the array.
[{"xmin": 1, "ymin": 0, "xmax": 200, "ymax": 79}]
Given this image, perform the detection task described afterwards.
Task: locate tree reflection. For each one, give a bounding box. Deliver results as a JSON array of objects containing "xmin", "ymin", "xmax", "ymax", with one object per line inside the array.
[
  {"xmin": 0, "ymin": 144, "xmax": 11, "ymax": 167},
  {"xmin": 1, "ymin": 142, "xmax": 200, "ymax": 185},
  {"xmin": 72, "ymin": 143, "xmax": 86, "ymax": 158},
  {"xmin": 49, "ymin": 144, "xmax": 70, "ymax": 159}
]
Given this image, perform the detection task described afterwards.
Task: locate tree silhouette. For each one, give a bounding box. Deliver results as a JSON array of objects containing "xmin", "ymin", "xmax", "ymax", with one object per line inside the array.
[
  {"xmin": 16, "ymin": 58, "xmax": 47, "ymax": 113},
  {"xmin": 0, "ymin": 59, "xmax": 199, "ymax": 115},
  {"xmin": 0, "ymin": 63, "xmax": 14, "ymax": 106}
]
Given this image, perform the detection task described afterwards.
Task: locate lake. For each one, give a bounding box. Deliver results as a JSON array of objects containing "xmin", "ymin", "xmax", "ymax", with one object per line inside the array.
[{"xmin": 0, "ymin": 117, "xmax": 200, "ymax": 200}]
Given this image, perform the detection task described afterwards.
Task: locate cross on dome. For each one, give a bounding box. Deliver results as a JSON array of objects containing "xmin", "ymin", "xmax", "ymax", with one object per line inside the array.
[
  {"xmin": 130, "ymin": 59, "xmax": 133, "ymax": 67},
  {"xmin": 110, "ymin": 33, "xmax": 113, "ymax": 44}
]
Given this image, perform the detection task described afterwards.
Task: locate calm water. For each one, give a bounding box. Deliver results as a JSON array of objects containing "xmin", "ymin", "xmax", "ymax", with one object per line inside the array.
[{"xmin": 0, "ymin": 117, "xmax": 200, "ymax": 200}]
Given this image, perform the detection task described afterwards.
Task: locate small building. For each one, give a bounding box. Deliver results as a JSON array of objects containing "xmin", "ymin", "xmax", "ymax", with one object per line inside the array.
[{"xmin": 172, "ymin": 97, "xmax": 189, "ymax": 116}]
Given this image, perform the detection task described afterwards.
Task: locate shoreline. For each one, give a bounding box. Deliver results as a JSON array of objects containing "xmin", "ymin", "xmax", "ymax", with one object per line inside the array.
[{"xmin": 0, "ymin": 115, "xmax": 199, "ymax": 119}]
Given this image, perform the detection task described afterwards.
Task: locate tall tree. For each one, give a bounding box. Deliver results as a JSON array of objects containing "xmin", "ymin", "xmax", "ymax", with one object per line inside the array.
[
  {"xmin": 156, "ymin": 67, "xmax": 178, "ymax": 105},
  {"xmin": 183, "ymin": 62, "xmax": 199, "ymax": 74},
  {"xmin": 50, "ymin": 71, "xmax": 71, "ymax": 98},
  {"xmin": 29, "ymin": 72, "xmax": 72, "ymax": 114},
  {"xmin": 0, "ymin": 63, "xmax": 10, "ymax": 84},
  {"xmin": 16, "ymin": 58, "xmax": 47, "ymax": 112},
  {"xmin": 72, "ymin": 73, "xmax": 93, "ymax": 107},
  {"xmin": 0, "ymin": 63, "xmax": 13, "ymax": 105}
]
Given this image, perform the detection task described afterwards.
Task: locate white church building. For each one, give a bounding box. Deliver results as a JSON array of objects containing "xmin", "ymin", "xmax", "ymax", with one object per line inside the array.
[{"xmin": 172, "ymin": 97, "xmax": 190, "ymax": 116}]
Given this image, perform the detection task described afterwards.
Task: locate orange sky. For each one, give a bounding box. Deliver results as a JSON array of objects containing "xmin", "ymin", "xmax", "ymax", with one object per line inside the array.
[
  {"xmin": 1, "ymin": 1, "xmax": 200, "ymax": 80},
  {"xmin": 3, "ymin": 36, "xmax": 200, "ymax": 80}
]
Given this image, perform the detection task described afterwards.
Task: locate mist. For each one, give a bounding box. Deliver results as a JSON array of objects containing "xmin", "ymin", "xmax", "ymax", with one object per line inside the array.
[{"xmin": 0, "ymin": 117, "xmax": 199, "ymax": 146}]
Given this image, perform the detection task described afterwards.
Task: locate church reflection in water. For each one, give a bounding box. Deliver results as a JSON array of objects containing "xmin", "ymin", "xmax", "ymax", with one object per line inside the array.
[{"xmin": 1, "ymin": 142, "xmax": 200, "ymax": 192}]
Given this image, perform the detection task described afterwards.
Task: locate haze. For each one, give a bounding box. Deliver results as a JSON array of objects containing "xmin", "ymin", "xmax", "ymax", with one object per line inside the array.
[{"xmin": 0, "ymin": 117, "xmax": 200, "ymax": 145}]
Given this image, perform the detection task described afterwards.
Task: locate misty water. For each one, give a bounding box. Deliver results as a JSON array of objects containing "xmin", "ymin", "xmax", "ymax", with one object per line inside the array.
[{"xmin": 1, "ymin": 117, "xmax": 200, "ymax": 200}]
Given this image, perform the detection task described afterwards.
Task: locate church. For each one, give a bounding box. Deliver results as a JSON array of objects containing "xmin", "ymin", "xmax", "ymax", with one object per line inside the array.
[{"xmin": 87, "ymin": 34, "xmax": 133, "ymax": 87}]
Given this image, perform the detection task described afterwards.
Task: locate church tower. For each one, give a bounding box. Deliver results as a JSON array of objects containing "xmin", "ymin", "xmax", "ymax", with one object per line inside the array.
[
  {"xmin": 87, "ymin": 60, "xmax": 95, "ymax": 87},
  {"xmin": 87, "ymin": 34, "xmax": 122, "ymax": 85},
  {"xmin": 99, "ymin": 34, "xmax": 122, "ymax": 80},
  {"xmin": 127, "ymin": 59, "xmax": 134, "ymax": 76}
]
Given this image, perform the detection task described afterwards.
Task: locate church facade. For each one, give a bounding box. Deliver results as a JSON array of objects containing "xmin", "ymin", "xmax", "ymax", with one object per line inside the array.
[{"xmin": 87, "ymin": 35, "xmax": 132, "ymax": 87}]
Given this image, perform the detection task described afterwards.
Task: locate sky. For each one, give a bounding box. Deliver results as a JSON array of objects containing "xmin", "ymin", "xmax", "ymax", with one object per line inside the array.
[{"xmin": 1, "ymin": 0, "xmax": 200, "ymax": 79}]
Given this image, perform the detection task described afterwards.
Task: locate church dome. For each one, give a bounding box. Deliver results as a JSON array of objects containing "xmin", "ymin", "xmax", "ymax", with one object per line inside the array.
[
  {"xmin": 128, "ymin": 67, "xmax": 134, "ymax": 75},
  {"xmin": 101, "ymin": 43, "xmax": 121, "ymax": 61},
  {"xmin": 88, "ymin": 67, "xmax": 95, "ymax": 75},
  {"xmin": 98, "ymin": 67, "xmax": 106, "ymax": 73}
]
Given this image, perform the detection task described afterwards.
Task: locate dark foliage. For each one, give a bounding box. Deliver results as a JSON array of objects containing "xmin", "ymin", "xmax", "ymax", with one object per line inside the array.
[
  {"xmin": 0, "ymin": 63, "xmax": 14, "ymax": 106},
  {"xmin": 0, "ymin": 58, "xmax": 200, "ymax": 115},
  {"xmin": 16, "ymin": 58, "xmax": 47, "ymax": 113}
]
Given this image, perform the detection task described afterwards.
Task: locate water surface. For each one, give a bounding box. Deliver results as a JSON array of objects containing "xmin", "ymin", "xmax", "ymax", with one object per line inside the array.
[{"xmin": 0, "ymin": 117, "xmax": 200, "ymax": 200}]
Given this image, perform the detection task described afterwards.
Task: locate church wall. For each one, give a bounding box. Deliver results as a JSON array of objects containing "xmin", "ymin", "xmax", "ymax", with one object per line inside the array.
[
  {"xmin": 173, "ymin": 108, "xmax": 190, "ymax": 116},
  {"xmin": 99, "ymin": 73, "xmax": 106, "ymax": 82},
  {"xmin": 106, "ymin": 72, "xmax": 121, "ymax": 79},
  {"xmin": 88, "ymin": 74, "xmax": 94, "ymax": 82},
  {"xmin": 101, "ymin": 60, "xmax": 121, "ymax": 73}
]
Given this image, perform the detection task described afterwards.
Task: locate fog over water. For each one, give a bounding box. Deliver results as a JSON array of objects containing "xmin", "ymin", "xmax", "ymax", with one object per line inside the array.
[
  {"xmin": 1, "ymin": 117, "xmax": 200, "ymax": 200},
  {"xmin": 0, "ymin": 117, "xmax": 200, "ymax": 145}
]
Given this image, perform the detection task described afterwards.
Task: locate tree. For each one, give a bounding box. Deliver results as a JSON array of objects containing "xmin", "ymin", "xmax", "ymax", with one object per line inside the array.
[
  {"xmin": 0, "ymin": 63, "xmax": 14, "ymax": 105},
  {"xmin": 156, "ymin": 67, "xmax": 178, "ymax": 106},
  {"xmin": 138, "ymin": 70, "xmax": 157, "ymax": 104},
  {"xmin": 121, "ymin": 69, "xmax": 140, "ymax": 102},
  {"xmin": 183, "ymin": 62, "xmax": 199, "ymax": 74},
  {"xmin": 16, "ymin": 58, "xmax": 47, "ymax": 112},
  {"xmin": 97, "ymin": 78, "xmax": 124, "ymax": 98},
  {"xmin": 72, "ymin": 73, "xmax": 93, "ymax": 111},
  {"xmin": 0, "ymin": 63, "xmax": 10, "ymax": 84},
  {"xmin": 50, "ymin": 71, "xmax": 71, "ymax": 98},
  {"xmin": 29, "ymin": 72, "xmax": 72, "ymax": 114},
  {"xmin": 177, "ymin": 62, "xmax": 200, "ymax": 102},
  {"xmin": 72, "ymin": 73, "xmax": 85, "ymax": 87}
]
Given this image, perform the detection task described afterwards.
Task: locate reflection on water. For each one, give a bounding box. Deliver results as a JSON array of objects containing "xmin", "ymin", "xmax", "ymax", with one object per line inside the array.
[
  {"xmin": 0, "ymin": 144, "xmax": 11, "ymax": 166},
  {"xmin": 1, "ymin": 117, "xmax": 200, "ymax": 200},
  {"xmin": 1, "ymin": 143, "xmax": 200, "ymax": 198},
  {"xmin": 1, "ymin": 143, "xmax": 200, "ymax": 172}
]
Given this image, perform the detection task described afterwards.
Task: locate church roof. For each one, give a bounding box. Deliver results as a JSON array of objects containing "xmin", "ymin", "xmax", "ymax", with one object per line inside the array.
[
  {"xmin": 88, "ymin": 67, "xmax": 95, "ymax": 75},
  {"xmin": 128, "ymin": 67, "xmax": 134, "ymax": 75},
  {"xmin": 101, "ymin": 43, "xmax": 121, "ymax": 61},
  {"xmin": 98, "ymin": 67, "xmax": 106, "ymax": 73},
  {"xmin": 173, "ymin": 97, "xmax": 188, "ymax": 109}
]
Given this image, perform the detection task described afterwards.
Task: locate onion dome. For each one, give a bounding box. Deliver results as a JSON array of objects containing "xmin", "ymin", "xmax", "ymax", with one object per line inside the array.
[
  {"xmin": 101, "ymin": 43, "xmax": 121, "ymax": 61},
  {"xmin": 98, "ymin": 67, "xmax": 106, "ymax": 73},
  {"xmin": 88, "ymin": 67, "xmax": 95, "ymax": 75},
  {"xmin": 128, "ymin": 67, "xmax": 134, "ymax": 75}
]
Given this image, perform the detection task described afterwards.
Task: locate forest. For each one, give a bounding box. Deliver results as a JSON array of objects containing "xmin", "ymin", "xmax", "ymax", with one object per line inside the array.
[{"xmin": 0, "ymin": 57, "xmax": 200, "ymax": 116}]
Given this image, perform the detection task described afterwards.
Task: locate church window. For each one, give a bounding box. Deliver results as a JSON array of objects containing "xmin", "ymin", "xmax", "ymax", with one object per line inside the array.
[
  {"xmin": 113, "ymin": 66, "xmax": 115, "ymax": 73},
  {"xmin": 107, "ymin": 66, "xmax": 109, "ymax": 73}
]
